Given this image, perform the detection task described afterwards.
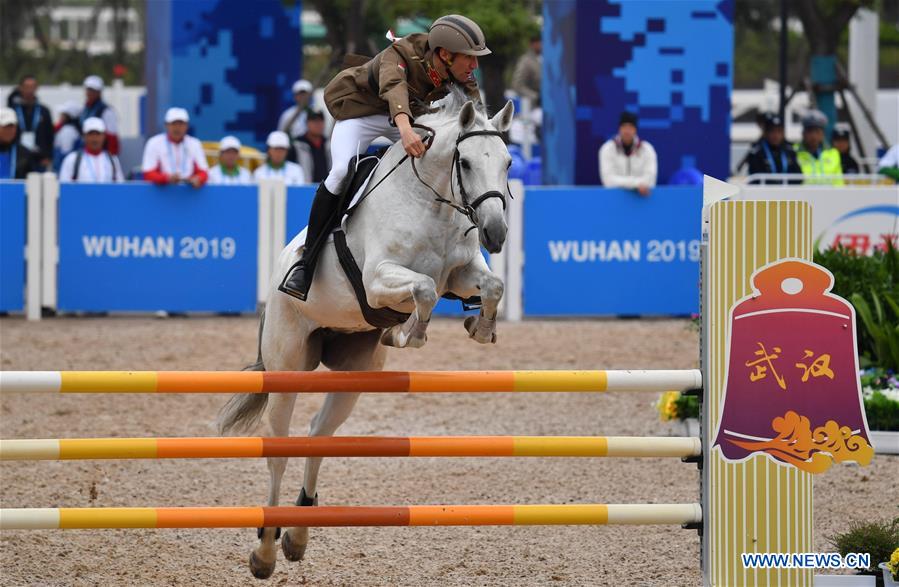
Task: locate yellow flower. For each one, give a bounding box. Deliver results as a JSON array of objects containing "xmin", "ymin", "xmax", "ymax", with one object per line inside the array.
[
  {"xmin": 657, "ymin": 391, "xmax": 681, "ymax": 422},
  {"xmin": 888, "ymin": 547, "xmax": 899, "ymax": 577}
]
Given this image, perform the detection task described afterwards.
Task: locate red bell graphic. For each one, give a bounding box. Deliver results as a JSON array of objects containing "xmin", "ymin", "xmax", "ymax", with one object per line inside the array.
[{"xmin": 712, "ymin": 259, "xmax": 873, "ymax": 473}]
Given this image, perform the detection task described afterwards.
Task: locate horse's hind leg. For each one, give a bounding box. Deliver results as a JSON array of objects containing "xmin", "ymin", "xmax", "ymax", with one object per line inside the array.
[
  {"xmin": 281, "ymin": 329, "xmax": 387, "ymax": 563},
  {"xmin": 249, "ymin": 297, "xmax": 322, "ymax": 580}
]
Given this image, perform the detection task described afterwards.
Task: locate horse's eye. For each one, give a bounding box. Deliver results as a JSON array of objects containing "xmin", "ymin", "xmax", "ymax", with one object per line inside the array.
[{"xmin": 460, "ymin": 158, "xmax": 471, "ymax": 170}]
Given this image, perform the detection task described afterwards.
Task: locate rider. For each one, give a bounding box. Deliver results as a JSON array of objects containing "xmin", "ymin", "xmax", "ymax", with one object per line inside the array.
[{"xmin": 279, "ymin": 14, "xmax": 491, "ymax": 301}]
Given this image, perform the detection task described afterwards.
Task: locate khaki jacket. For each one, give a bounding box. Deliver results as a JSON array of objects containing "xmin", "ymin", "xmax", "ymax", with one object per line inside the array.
[{"xmin": 324, "ymin": 33, "xmax": 481, "ymax": 123}]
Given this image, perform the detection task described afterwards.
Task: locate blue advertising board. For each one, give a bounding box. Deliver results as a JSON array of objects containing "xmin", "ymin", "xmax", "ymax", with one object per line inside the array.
[
  {"xmin": 0, "ymin": 181, "xmax": 26, "ymax": 312},
  {"xmin": 523, "ymin": 186, "xmax": 702, "ymax": 315},
  {"xmin": 57, "ymin": 183, "xmax": 258, "ymax": 312}
]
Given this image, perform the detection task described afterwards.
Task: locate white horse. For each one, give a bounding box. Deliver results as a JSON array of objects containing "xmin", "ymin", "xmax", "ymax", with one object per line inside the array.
[{"xmin": 218, "ymin": 90, "xmax": 515, "ymax": 579}]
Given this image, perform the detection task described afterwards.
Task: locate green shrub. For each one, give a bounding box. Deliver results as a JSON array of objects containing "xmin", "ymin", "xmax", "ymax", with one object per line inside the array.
[
  {"xmin": 828, "ymin": 517, "xmax": 899, "ymax": 574},
  {"xmin": 864, "ymin": 390, "xmax": 899, "ymax": 431},
  {"xmin": 815, "ymin": 243, "xmax": 899, "ymax": 370}
]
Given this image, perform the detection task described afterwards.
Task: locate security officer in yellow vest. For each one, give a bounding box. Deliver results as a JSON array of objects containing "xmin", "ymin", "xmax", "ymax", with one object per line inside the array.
[{"xmin": 795, "ymin": 110, "xmax": 843, "ymax": 185}]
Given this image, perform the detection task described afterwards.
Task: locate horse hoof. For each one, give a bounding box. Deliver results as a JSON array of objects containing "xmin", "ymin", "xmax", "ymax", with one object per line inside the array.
[
  {"xmin": 464, "ymin": 316, "xmax": 496, "ymax": 344},
  {"xmin": 281, "ymin": 530, "xmax": 307, "ymax": 562},
  {"xmin": 249, "ymin": 551, "xmax": 276, "ymax": 580}
]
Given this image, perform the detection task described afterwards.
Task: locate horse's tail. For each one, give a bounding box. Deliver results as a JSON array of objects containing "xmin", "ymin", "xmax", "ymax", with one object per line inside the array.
[{"xmin": 217, "ymin": 310, "xmax": 269, "ymax": 435}]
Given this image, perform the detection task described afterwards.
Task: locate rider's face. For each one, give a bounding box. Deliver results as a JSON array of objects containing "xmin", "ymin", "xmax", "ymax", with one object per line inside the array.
[{"xmin": 447, "ymin": 52, "xmax": 479, "ymax": 81}]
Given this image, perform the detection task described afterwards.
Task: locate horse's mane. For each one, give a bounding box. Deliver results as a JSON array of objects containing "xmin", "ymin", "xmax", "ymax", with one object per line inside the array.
[{"xmin": 416, "ymin": 85, "xmax": 488, "ymax": 128}]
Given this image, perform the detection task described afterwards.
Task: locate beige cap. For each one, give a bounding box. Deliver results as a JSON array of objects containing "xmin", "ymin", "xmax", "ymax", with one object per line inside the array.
[{"xmin": 429, "ymin": 15, "xmax": 491, "ymax": 56}]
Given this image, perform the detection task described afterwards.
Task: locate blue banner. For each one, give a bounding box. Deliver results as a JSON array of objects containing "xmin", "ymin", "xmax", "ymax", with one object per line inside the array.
[
  {"xmin": 523, "ymin": 186, "xmax": 702, "ymax": 315},
  {"xmin": 57, "ymin": 183, "xmax": 258, "ymax": 312},
  {"xmin": 0, "ymin": 181, "xmax": 26, "ymax": 312},
  {"xmin": 285, "ymin": 185, "xmax": 315, "ymax": 238}
]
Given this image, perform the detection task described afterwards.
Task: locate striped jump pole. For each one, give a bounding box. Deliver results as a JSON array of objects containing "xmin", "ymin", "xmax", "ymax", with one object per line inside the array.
[
  {"xmin": 0, "ymin": 435, "xmax": 702, "ymax": 461},
  {"xmin": 0, "ymin": 369, "xmax": 702, "ymax": 394},
  {"xmin": 0, "ymin": 503, "xmax": 703, "ymax": 530}
]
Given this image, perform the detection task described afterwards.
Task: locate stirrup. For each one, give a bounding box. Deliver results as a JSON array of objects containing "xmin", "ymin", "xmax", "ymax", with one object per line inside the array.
[{"xmin": 278, "ymin": 261, "xmax": 310, "ymax": 301}]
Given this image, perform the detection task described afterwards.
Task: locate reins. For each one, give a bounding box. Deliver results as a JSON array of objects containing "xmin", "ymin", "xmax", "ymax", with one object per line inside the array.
[{"xmin": 365, "ymin": 122, "xmax": 512, "ymax": 234}]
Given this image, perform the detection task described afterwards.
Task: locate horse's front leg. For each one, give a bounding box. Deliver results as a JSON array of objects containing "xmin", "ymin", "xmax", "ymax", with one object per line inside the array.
[
  {"xmin": 447, "ymin": 254, "xmax": 504, "ymax": 344},
  {"xmin": 366, "ymin": 261, "xmax": 438, "ymax": 348}
]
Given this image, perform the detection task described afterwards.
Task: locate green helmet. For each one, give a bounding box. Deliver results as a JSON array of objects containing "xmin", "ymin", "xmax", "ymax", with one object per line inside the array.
[{"xmin": 429, "ymin": 15, "xmax": 491, "ymax": 56}]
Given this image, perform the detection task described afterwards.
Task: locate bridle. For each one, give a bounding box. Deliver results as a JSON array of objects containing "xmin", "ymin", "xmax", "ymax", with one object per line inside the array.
[{"xmin": 366, "ymin": 122, "xmax": 512, "ymax": 234}]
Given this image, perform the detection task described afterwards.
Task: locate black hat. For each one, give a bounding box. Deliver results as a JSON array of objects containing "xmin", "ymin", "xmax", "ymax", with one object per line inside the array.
[
  {"xmin": 307, "ymin": 109, "xmax": 325, "ymax": 121},
  {"xmin": 831, "ymin": 124, "xmax": 850, "ymax": 140},
  {"xmin": 763, "ymin": 113, "xmax": 784, "ymax": 130},
  {"xmin": 619, "ymin": 111, "xmax": 638, "ymax": 127}
]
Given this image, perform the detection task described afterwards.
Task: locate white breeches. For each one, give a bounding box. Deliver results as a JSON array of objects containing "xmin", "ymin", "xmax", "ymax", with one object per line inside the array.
[{"xmin": 324, "ymin": 114, "xmax": 401, "ymax": 194}]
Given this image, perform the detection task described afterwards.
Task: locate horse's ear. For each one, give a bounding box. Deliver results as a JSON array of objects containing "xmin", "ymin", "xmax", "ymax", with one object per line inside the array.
[
  {"xmin": 489, "ymin": 100, "xmax": 515, "ymax": 133},
  {"xmin": 459, "ymin": 101, "xmax": 477, "ymax": 130}
]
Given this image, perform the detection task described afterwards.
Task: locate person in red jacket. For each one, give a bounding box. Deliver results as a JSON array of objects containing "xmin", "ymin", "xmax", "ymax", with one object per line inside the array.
[{"xmin": 141, "ymin": 107, "xmax": 208, "ymax": 187}]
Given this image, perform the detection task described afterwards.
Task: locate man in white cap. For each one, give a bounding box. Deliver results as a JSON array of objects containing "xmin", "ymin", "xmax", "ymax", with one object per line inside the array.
[
  {"xmin": 253, "ymin": 131, "xmax": 305, "ymax": 185},
  {"xmin": 141, "ymin": 107, "xmax": 209, "ymax": 188},
  {"xmin": 53, "ymin": 101, "xmax": 84, "ymax": 170},
  {"xmin": 278, "ymin": 79, "xmax": 314, "ymax": 141},
  {"xmin": 59, "ymin": 117, "xmax": 124, "ymax": 183},
  {"xmin": 1, "ymin": 107, "xmax": 39, "ymax": 179},
  {"xmin": 81, "ymin": 75, "xmax": 119, "ymax": 155},
  {"xmin": 208, "ymin": 135, "xmax": 252, "ymax": 185}
]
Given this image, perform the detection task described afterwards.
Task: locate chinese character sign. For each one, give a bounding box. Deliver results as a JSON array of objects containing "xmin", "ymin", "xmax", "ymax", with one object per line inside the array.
[{"xmin": 713, "ymin": 259, "xmax": 873, "ymax": 474}]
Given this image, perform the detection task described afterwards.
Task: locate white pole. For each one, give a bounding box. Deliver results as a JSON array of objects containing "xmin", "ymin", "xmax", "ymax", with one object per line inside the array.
[
  {"xmin": 25, "ymin": 172, "xmax": 42, "ymax": 321},
  {"xmin": 848, "ymin": 9, "xmax": 879, "ymax": 158},
  {"xmin": 505, "ymin": 180, "xmax": 525, "ymax": 322},
  {"xmin": 40, "ymin": 172, "xmax": 59, "ymax": 312}
]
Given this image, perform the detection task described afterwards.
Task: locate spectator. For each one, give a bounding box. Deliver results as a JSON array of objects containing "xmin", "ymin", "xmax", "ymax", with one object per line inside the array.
[
  {"xmin": 59, "ymin": 117, "xmax": 124, "ymax": 183},
  {"xmin": 54, "ymin": 101, "xmax": 83, "ymax": 170},
  {"xmin": 295, "ymin": 110, "xmax": 330, "ymax": 183},
  {"xmin": 831, "ymin": 124, "xmax": 860, "ymax": 175},
  {"xmin": 511, "ymin": 33, "xmax": 542, "ymax": 108},
  {"xmin": 6, "ymin": 74, "xmax": 54, "ymax": 169},
  {"xmin": 142, "ymin": 107, "xmax": 208, "ymax": 188},
  {"xmin": 0, "ymin": 107, "xmax": 40, "ymax": 179},
  {"xmin": 208, "ymin": 135, "xmax": 252, "ymax": 185},
  {"xmin": 736, "ymin": 111, "xmax": 774, "ymax": 174},
  {"xmin": 253, "ymin": 131, "xmax": 305, "ymax": 185},
  {"xmin": 746, "ymin": 113, "xmax": 801, "ymax": 183},
  {"xmin": 598, "ymin": 111, "xmax": 657, "ymax": 196},
  {"xmin": 278, "ymin": 79, "xmax": 314, "ymax": 141},
  {"xmin": 877, "ymin": 144, "xmax": 899, "ymax": 182},
  {"xmin": 794, "ymin": 110, "xmax": 842, "ymax": 185},
  {"xmin": 81, "ymin": 75, "xmax": 120, "ymax": 155}
]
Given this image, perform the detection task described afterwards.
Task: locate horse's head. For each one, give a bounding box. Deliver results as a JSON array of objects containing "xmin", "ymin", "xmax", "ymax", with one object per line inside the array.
[{"xmin": 449, "ymin": 99, "xmax": 515, "ymax": 253}]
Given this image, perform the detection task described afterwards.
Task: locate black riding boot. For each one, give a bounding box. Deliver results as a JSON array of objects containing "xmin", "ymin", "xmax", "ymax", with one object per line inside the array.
[{"xmin": 279, "ymin": 183, "xmax": 341, "ymax": 301}]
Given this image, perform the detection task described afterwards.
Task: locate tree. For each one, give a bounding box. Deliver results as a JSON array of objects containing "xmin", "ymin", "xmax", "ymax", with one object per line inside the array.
[
  {"xmin": 389, "ymin": 0, "xmax": 539, "ymax": 112},
  {"xmin": 303, "ymin": 0, "xmax": 390, "ymax": 86},
  {"xmin": 793, "ymin": 0, "xmax": 875, "ymax": 130}
]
